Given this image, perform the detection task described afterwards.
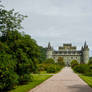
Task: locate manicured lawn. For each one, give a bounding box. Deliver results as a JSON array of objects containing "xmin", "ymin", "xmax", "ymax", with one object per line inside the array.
[
  {"xmin": 9, "ymin": 74, "xmax": 52, "ymax": 92},
  {"xmin": 79, "ymin": 74, "xmax": 92, "ymax": 87}
]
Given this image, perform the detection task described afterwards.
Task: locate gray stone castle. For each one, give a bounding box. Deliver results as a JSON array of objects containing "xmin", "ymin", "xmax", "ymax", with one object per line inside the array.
[{"xmin": 47, "ymin": 42, "xmax": 89, "ymax": 65}]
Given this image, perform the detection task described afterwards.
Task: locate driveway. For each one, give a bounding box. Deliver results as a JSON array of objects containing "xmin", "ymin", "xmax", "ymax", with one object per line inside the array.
[{"xmin": 29, "ymin": 67, "xmax": 92, "ymax": 92}]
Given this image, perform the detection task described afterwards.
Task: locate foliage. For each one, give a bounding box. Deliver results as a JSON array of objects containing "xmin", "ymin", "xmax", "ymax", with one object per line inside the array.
[
  {"xmin": 0, "ymin": 67, "xmax": 19, "ymax": 91},
  {"xmin": 44, "ymin": 58, "xmax": 55, "ymax": 64},
  {"xmin": 89, "ymin": 64, "xmax": 92, "ymax": 70},
  {"xmin": 47, "ymin": 64, "xmax": 62, "ymax": 73},
  {"xmin": 19, "ymin": 74, "xmax": 33, "ymax": 84},
  {"xmin": 0, "ymin": 7, "xmax": 41, "ymax": 91},
  {"xmin": 73, "ymin": 64, "xmax": 90, "ymax": 74},
  {"xmin": 37, "ymin": 64, "xmax": 46, "ymax": 71},
  {"xmin": 57, "ymin": 57, "xmax": 65, "ymax": 66},
  {"xmin": 0, "ymin": 53, "xmax": 19, "ymax": 91},
  {"xmin": 9, "ymin": 74, "xmax": 52, "ymax": 92},
  {"xmin": 71, "ymin": 60, "xmax": 79, "ymax": 68},
  {"xmin": 0, "ymin": 8, "xmax": 26, "ymax": 34},
  {"xmin": 39, "ymin": 46, "xmax": 47, "ymax": 63},
  {"xmin": 47, "ymin": 65, "xmax": 56, "ymax": 73},
  {"xmin": 37, "ymin": 58, "xmax": 64, "ymax": 73},
  {"xmin": 88, "ymin": 57, "xmax": 92, "ymax": 65}
]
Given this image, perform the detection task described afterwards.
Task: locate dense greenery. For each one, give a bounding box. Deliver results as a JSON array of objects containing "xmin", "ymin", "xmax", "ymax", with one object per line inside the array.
[
  {"xmin": 39, "ymin": 46, "xmax": 47, "ymax": 63},
  {"xmin": 10, "ymin": 74, "xmax": 52, "ymax": 92},
  {"xmin": 57, "ymin": 57, "xmax": 65, "ymax": 66},
  {"xmin": 88, "ymin": 57, "xmax": 92, "ymax": 65},
  {"xmin": 0, "ymin": 7, "xmax": 45, "ymax": 91},
  {"xmin": 0, "ymin": 3, "xmax": 64, "ymax": 92},
  {"xmin": 38, "ymin": 58, "xmax": 64, "ymax": 73},
  {"xmin": 71, "ymin": 59, "xmax": 92, "ymax": 87},
  {"xmin": 71, "ymin": 60, "xmax": 92, "ymax": 77},
  {"xmin": 71, "ymin": 60, "xmax": 79, "ymax": 68}
]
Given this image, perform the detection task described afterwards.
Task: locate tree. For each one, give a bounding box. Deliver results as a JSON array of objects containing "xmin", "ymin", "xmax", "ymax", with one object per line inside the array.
[
  {"xmin": 0, "ymin": 6, "xmax": 40, "ymax": 91},
  {"xmin": 39, "ymin": 46, "xmax": 47, "ymax": 63},
  {"xmin": 44, "ymin": 58, "xmax": 55, "ymax": 64},
  {"xmin": 57, "ymin": 57, "xmax": 65, "ymax": 66},
  {"xmin": 0, "ymin": 53, "xmax": 18, "ymax": 91},
  {"xmin": 71, "ymin": 60, "xmax": 79, "ymax": 68},
  {"xmin": 0, "ymin": 7, "xmax": 27, "ymax": 42},
  {"xmin": 88, "ymin": 57, "xmax": 92, "ymax": 65}
]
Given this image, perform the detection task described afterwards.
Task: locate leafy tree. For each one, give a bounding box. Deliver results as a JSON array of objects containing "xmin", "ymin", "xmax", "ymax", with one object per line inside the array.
[
  {"xmin": 0, "ymin": 53, "xmax": 18, "ymax": 91},
  {"xmin": 0, "ymin": 6, "xmax": 41, "ymax": 91},
  {"xmin": 71, "ymin": 60, "xmax": 79, "ymax": 68},
  {"xmin": 44, "ymin": 58, "xmax": 55, "ymax": 64},
  {"xmin": 39, "ymin": 46, "xmax": 47, "ymax": 63},
  {"xmin": 57, "ymin": 57, "xmax": 65, "ymax": 66},
  {"xmin": 88, "ymin": 57, "xmax": 92, "ymax": 65}
]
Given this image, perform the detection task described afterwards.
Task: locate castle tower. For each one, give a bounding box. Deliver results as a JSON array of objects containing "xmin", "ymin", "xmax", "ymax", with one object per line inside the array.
[
  {"xmin": 47, "ymin": 42, "xmax": 53, "ymax": 59},
  {"xmin": 82, "ymin": 41, "xmax": 89, "ymax": 64}
]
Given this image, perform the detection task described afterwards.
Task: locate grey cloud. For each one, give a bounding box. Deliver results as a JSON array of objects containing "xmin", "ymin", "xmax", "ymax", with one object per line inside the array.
[{"xmin": 2, "ymin": 0, "xmax": 92, "ymax": 56}]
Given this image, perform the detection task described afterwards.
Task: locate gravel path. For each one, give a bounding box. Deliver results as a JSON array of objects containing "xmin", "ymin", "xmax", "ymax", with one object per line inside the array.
[{"xmin": 29, "ymin": 67, "xmax": 92, "ymax": 92}]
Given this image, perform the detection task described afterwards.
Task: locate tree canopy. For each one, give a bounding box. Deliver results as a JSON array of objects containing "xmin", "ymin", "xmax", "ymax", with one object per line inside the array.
[{"xmin": 0, "ymin": 6, "xmax": 45, "ymax": 91}]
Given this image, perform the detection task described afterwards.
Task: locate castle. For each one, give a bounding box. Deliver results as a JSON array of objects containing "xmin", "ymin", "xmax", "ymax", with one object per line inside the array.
[{"xmin": 47, "ymin": 42, "xmax": 89, "ymax": 65}]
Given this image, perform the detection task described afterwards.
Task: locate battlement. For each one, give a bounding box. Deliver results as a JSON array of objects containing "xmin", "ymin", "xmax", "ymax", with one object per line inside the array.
[{"xmin": 59, "ymin": 43, "xmax": 76, "ymax": 51}]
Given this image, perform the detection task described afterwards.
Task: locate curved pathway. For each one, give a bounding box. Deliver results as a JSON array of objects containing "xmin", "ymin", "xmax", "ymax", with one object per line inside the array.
[{"xmin": 29, "ymin": 67, "xmax": 92, "ymax": 92}]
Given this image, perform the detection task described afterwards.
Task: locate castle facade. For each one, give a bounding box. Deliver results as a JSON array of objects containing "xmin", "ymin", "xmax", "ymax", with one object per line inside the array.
[{"xmin": 47, "ymin": 42, "xmax": 89, "ymax": 65}]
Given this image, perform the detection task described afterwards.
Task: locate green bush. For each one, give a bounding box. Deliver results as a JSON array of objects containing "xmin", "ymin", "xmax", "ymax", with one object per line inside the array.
[
  {"xmin": 19, "ymin": 74, "xmax": 33, "ymax": 84},
  {"xmin": 47, "ymin": 64, "xmax": 62, "ymax": 73},
  {"xmin": 47, "ymin": 65, "xmax": 56, "ymax": 73},
  {"xmin": 84, "ymin": 64, "xmax": 92, "ymax": 76},
  {"xmin": 55, "ymin": 65, "xmax": 62, "ymax": 72},
  {"xmin": 89, "ymin": 64, "xmax": 92, "ymax": 70},
  {"xmin": 57, "ymin": 57, "xmax": 65, "ymax": 66},
  {"xmin": 37, "ymin": 64, "xmax": 45, "ymax": 71},
  {"xmin": 88, "ymin": 57, "xmax": 92, "ymax": 65},
  {"xmin": 84, "ymin": 71, "xmax": 92, "ymax": 76},
  {"xmin": 73, "ymin": 64, "xmax": 90, "ymax": 74},
  {"xmin": 44, "ymin": 58, "xmax": 55, "ymax": 64},
  {"xmin": 0, "ymin": 66, "xmax": 19, "ymax": 91},
  {"xmin": 71, "ymin": 60, "xmax": 79, "ymax": 68}
]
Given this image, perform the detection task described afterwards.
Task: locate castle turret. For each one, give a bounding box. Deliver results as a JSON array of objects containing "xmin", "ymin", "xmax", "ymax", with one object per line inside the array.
[
  {"xmin": 47, "ymin": 42, "xmax": 53, "ymax": 58},
  {"xmin": 82, "ymin": 41, "xmax": 89, "ymax": 64}
]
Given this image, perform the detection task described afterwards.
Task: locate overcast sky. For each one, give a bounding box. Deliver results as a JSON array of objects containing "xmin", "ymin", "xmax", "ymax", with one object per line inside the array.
[{"xmin": 2, "ymin": 0, "xmax": 92, "ymax": 55}]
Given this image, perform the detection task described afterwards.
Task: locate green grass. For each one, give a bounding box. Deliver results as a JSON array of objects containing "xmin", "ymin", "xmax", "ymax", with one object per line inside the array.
[
  {"xmin": 9, "ymin": 74, "xmax": 52, "ymax": 92},
  {"xmin": 40, "ymin": 71, "xmax": 47, "ymax": 74},
  {"xmin": 79, "ymin": 74, "xmax": 92, "ymax": 87}
]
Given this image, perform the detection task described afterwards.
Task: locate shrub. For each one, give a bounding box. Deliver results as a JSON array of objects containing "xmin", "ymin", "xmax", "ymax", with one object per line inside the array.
[
  {"xmin": 47, "ymin": 65, "xmax": 56, "ymax": 73},
  {"xmin": 55, "ymin": 65, "xmax": 62, "ymax": 72},
  {"xmin": 84, "ymin": 71, "xmax": 92, "ymax": 76},
  {"xmin": 47, "ymin": 64, "xmax": 62, "ymax": 73},
  {"xmin": 88, "ymin": 57, "xmax": 92, "ymax": 65},
  {"xmin": 73, "ymin": 64, "xmax": 90, "ymax": 74},
  {"xmin": 44, "ymin": 58, "xmax": 55, "ymax": 64},
  {"xmin": 89, "ymin": 64, "xmax": 92, "ymax": 70},
  {"xmin": 0, "ymin": 66, "xmax": 19, "ymax": 91},
  {"xmin": 57, "ymin": 57, "xmax": 65, "ymax": 66},
  {"xmin": 37, "ymin": 64, "xmax": 46, "ymax": 71},
  {"xmin": 71, "ymin": 60, "xmax": 79, "ymax": 68},
  {"xmin": 19, "ymin": 74, "xmax": 33, "ymax": 84}
]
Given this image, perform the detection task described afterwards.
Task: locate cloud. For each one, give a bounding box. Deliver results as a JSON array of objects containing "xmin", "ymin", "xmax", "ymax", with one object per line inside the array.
[{"xmin": 2, "ymin": 0, "xmax": 92, "ymax": 56}]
